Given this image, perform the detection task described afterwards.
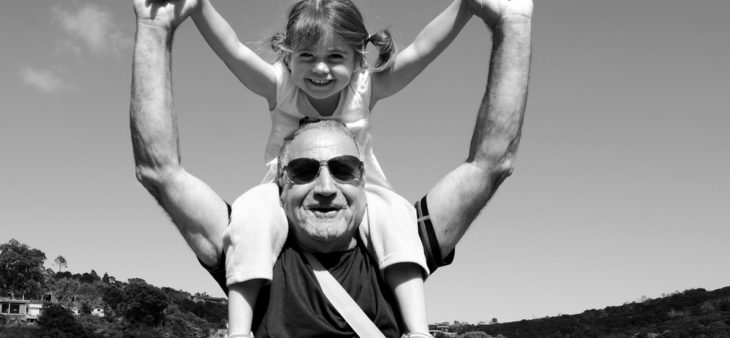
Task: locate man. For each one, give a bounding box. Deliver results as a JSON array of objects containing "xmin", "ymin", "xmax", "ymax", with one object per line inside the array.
[
  {"xmin": 130, "ymin": 0, "xmax": 531, "ymax": 335},
  {"xmin": 246, "ymin": 120, "xmax": 406, "ymax": 336}
]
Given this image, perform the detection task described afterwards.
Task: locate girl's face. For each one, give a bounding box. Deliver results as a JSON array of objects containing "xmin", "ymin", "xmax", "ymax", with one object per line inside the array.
[{"xmin": 287, "ymin": 33, "xmax": 357, "ymax": 106}]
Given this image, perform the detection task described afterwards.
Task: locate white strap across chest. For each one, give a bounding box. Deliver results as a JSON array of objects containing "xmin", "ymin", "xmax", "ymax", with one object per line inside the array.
[{"xmin": 302, "ymin": 251, "xmax": 386, "ymax": 338}]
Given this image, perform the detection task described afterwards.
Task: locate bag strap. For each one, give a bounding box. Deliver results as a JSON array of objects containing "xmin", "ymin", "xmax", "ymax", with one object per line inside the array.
[{"xmin": 302, "ymin": 252, "xmax": 386, "ymax": 338}]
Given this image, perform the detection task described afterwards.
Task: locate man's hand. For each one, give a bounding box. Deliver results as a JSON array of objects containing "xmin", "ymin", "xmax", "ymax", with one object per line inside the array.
[
  {"xmin": 134, "ymin": 0, "xmax": 199, "ymax": 30},
  {"xmin": 465, "ymin": 0, "xmax": 533, "ymax": 29}
]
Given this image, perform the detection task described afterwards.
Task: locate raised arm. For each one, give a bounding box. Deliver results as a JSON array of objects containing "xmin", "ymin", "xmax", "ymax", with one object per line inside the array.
[
  {"xmin": 131, "ymin": 0, "xmax": 229, "ymax": 268},
  {"xmin": 424, "ymin": 0, "xmax": 533, "ymax": 258},
  {"xmin": 191, "ymin": 0, "xmax": 277, "ymax": 107},
  {"xmin": 370, "ymin": 0, "xmax": 473, "ymax": 104}
]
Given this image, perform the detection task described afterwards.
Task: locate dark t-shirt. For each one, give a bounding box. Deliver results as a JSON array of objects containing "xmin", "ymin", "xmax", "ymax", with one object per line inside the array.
[{"xmin": 252, "ymin": 239, "xmax": 402, "ymax": 337}]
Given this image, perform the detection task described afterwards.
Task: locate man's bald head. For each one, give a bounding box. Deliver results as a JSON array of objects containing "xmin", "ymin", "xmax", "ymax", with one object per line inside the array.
[{"xmin": 277, "ymin": 120, "xmax": 362, "ymax": 178}]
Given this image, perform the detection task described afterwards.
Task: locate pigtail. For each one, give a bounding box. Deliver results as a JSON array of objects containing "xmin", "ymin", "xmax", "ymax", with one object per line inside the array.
[
  {"xmin": 367, "ymin": 29, "xmax": 398, "ymax": 72},
  {"xmin": 270, "ymin": 32, "xmax": 289, "ymax": 60}
]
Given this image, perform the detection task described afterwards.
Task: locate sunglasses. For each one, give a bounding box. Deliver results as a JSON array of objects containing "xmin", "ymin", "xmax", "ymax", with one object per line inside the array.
[{"xmin": 282, "ymin": 155, "xmax": 364, "ymax": 185}]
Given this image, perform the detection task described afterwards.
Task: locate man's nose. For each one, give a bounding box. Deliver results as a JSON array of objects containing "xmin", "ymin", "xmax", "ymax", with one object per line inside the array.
[{"xmin": 313, "ymin": 166, "xmax": 337, "ymax": 197}]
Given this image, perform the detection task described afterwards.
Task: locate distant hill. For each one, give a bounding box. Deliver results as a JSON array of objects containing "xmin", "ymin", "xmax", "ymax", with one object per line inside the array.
[
  {"xmin": 452, "ymin": 287, "xmax": 730, "ymax": 337},
  {"xmin": 0, "ymin": 238, "xmax": 227, "ymax": 337}
]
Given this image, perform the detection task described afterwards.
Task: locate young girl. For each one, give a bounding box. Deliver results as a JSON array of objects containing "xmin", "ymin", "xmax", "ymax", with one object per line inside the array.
[{"xmin": 191, "ymin": 0, "xmax": 474, "ymax": 336}]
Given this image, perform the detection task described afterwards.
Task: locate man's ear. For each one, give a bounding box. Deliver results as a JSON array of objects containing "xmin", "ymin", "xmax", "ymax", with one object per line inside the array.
[
  {"xmin": 277, "ymin": 175, "xmax": 286, "ymax": 193},
  {"xmin": 277, "ymin": 179, "xmax": 285, "ymax": 207}
]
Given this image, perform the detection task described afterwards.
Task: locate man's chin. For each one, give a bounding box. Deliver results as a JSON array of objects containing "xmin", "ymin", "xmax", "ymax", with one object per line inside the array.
[
  {"xmin": 298, "ymin": 217, "xmax": 357, "ymax": 251},
  {"xmin": 305, "ymin": 218, "xmax": 348, "ymax": 238}
]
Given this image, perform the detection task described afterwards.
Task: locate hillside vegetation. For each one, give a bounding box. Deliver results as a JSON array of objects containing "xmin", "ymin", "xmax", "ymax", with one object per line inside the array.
[
  {"xmin": 451, "ymin": 288, "xmax": 730, "ymax": 337},
  {"xmin": 0, "ymin": 239, "xmax": 226, "ymax": 337}
]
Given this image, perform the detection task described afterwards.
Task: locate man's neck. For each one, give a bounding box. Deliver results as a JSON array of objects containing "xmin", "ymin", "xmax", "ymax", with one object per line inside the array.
[{"xmin": 293, "ymin": 235, "xmax": 357, "ymax": 254}]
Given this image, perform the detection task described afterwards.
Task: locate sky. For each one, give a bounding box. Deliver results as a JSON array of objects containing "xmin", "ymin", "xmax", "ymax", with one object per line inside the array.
[{"xmin": 1, "ymin": 0, "xmax": 729, "ymax": 325}]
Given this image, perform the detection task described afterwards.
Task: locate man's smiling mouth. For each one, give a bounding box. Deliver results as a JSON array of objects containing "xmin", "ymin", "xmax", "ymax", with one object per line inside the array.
[{"xmin": 307, "ymin": 206, "xmax": 341, "ymax": 217}]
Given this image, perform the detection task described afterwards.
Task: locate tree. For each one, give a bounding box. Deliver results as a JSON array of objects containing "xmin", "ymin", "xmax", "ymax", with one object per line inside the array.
[
  {"xmin": 80, "ymin": 270, "xmax": 101, "ymax": 284},
  {"xmin": 128, "ymin": 277, "xmax": 147, "ymax": 285},
  {"xmin": 54, "ymin": 255, "xmax": 68, "ymax": 272},
  {"xmin": 121, "ymin": 283, "xmax": 168, "ymax": 326},
  {"xmin": 77, "ymin": 281, "xmax": 103, "ymax": 308},
  {"xmin": 190, "ymin": 300, "xmax": 227, "ymax": 324},
  {"xmin": 54, "ymin": 278, "xmax": 80, "ymax": 305},
  {"xmin": 54, "ymin": 271, "xmax": 73, "ymax": 280},
  {"xmin": 25, "ymin": 279, "xmax": 45, "ymax": 300},
  {"xmin": 102, "ymin": 285, "xmax": 125, "ymax": 318},
  {"xmin": 37, "ymin": 303, "xmax": 89, "ymax": 337},
  {"xmin": 0, "ymin": 239, "xmax": 47, "ymax": 298}
]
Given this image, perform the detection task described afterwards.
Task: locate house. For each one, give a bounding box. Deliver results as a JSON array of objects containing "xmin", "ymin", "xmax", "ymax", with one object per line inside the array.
[
  {"xmin": 0, "ymin": 298, "xmax": 27, "ymax": 317},
  {"xmin": 26, "ymin": 303, "xmax": 43, "ymax": 322},
  {"xmin": 0, "ymin": 297, "xmax": 44, "ymax": 322},
  {"xmin": 191, "ymin": 294, "xmax": 227, "ymax": 305},
  {"xmin": 428, "ymin": 323, "xmax": 458, "ymax": 337},
  {"xmin": 91, "ymin": 307, "xmax": 105, "ymax": 318}
]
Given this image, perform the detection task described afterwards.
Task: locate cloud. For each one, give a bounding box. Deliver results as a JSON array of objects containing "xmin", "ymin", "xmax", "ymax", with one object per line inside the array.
[
  {"xmin": 20, "ymin": 67, "xmax": 71, "ymax": 94},
  {"xmin": 53, "ymin": 2, "xmax": 131, "ymax": 55}
]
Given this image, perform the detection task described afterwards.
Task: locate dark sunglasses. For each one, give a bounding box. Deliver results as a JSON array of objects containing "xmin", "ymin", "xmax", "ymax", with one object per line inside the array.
[{"xmin": 282, "ymin": 155, "xmax": 364, "ymax": 185}]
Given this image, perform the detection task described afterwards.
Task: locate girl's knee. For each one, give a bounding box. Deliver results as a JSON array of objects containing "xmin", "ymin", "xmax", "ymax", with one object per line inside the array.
[{"xmin": 232, "ymin": 183, "xmax": 280, "ymax": 210}]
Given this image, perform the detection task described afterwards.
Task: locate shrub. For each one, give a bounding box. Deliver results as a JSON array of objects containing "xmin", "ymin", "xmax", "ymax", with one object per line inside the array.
[
  {"xmin": 121, "ymin": 284, "xmax": 168, "ymax": 326},
  {"xmin": 37, "ymin": 304, "xmax": 90, "ymax": 337}
]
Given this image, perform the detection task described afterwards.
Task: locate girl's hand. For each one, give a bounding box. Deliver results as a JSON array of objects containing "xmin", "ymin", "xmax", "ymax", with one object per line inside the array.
[
  {"xmin": 465, "ymin": 0, "xmax": 533, "ymax": 29},
  {"xmin": 133, "ymin": 0, "xmax": 199, "ymax": 30}
]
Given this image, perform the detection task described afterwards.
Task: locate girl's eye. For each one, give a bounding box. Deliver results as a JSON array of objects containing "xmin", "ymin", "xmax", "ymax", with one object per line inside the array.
[
  {"xmin": 329, "ymin": 54, "xmax": 344, "ymax": 61},
  {"xmin": 298, "ymin": 52, "xmax": 313, "ymax": 59}
]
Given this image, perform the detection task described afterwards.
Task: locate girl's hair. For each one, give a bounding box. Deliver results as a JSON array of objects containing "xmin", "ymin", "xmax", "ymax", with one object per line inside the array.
[{"xmin": 270, "ymin": 0, "xmax": 398, "ymax": 72}]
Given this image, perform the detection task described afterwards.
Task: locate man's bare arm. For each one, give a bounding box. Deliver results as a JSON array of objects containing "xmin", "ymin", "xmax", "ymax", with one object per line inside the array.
[
  {"xmin": 130, "ymin": 0, "xmax": 229, "ymax": 268},
  {"xmin": 425, "ymin": 0, "xmax": 533, "ymax": 258}
]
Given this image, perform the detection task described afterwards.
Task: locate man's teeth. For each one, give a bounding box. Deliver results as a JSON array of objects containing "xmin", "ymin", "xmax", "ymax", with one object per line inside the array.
[
  {"xmin": 313, "ymin": 208, "xmax": 335, "ymax": 212},
  {"xmin": 311, "ymin": 207, "xmax": 338, "ymax": 216}
]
